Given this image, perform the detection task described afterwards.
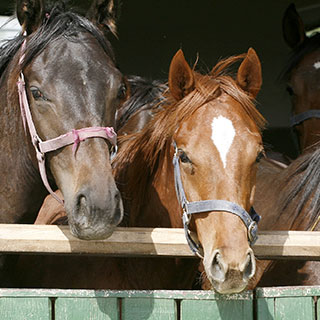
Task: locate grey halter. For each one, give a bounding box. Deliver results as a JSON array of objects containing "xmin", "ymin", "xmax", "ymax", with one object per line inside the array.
[
  {"xmin": 291, "ymin": 110, "xmax": 320, "ymax": 127},
  {"xmin": 172, "ymin": 141, "xmax": 260, "ymax": 257}
]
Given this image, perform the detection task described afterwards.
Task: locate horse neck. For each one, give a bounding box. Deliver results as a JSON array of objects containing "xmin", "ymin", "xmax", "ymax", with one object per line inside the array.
[
  {"xmin": 145, "ymin": 142, "xmax": 183, "ymax": 228},
  {"xmin": 255, "ymin": 156, "xmax": 318, "ymax": 232},
  {"xmin": 254, "ymin": 159, "xmax": 285, "ymax": 230},
  {"xmin": 119, "ymin": 140, "xmax": 181, "ymax": 228},
  {"xmin": 116, "ymin": 140, "xmax": 196, "ymax": 290},
  {"xmin": 0, "ymin": 64, "xmax": 46, "ymax": 223},
  {"xmin": 255, "ymin": 158, "xmax": 300, "ymax": 231}
]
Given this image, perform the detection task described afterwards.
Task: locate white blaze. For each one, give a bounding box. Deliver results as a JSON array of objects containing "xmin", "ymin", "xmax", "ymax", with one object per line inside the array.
[
  {"xmin": 211, "ymin": 116, "xmax": 235, "ymax": 168},
  {"xmin": 314, "ymin": 61, "xmax": 320, "ymax": 70}
]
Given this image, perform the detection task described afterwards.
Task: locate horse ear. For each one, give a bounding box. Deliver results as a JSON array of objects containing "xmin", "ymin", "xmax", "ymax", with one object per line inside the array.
[
  {"xmin": 86, "ymin": 0, "xmax": 120, "ymax": 37},
  {"xmin": 282, "ymin": 3, "xmax": 306, "ymax": 49},
  {"xmin": 16, "ymin": 0, "xmax": 44, "ymax": 35},
  {"xmin": 236, "ymin": 48, "xmax": 262, "ymax": 98},
  {"xmin": 168, "ymin": 49, "xmax": 195, "ymax": 101}
]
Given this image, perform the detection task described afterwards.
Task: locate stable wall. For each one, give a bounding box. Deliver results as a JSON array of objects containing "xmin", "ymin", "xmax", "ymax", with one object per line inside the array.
[{"xmin": 1, "ymin": 0, "xmax": 319, "ymax": 157}]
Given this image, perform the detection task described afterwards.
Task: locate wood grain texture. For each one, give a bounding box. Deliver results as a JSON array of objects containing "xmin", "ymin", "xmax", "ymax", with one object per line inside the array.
[
  {"xmin": 55, "ymin": 297, "xmax": 118, "ymax": 320},
  {"xmin": 0, "ymin": 297, "xmax": 51, "ymax": 320},
  {"xmin": 181, "ymin": 299, "xmax": 253, "ymax": 320},
  {"xmin": 0, "ymin": 224, "xmax": 320, "ymax": 259},
  {"xmin": 0, "ymin": 287, "xmax": 319, "ymax": 320}
]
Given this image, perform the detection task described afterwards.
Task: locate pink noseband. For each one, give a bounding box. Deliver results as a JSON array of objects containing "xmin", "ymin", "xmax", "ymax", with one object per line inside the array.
[{"xmin": 17, "ymin": 37, "xmax": 117, "ymax": 205}]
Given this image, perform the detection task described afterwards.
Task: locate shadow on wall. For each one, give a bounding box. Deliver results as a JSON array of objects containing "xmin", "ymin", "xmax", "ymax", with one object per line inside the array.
[{"xmin": 263, "ymin": 127, "xmax": 299, "ymax": 160}]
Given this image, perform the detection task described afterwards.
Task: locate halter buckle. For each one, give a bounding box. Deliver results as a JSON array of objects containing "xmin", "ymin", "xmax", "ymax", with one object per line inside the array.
[
  {"xmin": 182, "ymin": 206, "xmax": 191, "ymax": 225},
  {"xmin": 248, "ymin": 220, "xmax": 258, "ymax": 243},
  {"xmin": 31, "ymin": 135, "xmax": 44, "ymax": 162}
]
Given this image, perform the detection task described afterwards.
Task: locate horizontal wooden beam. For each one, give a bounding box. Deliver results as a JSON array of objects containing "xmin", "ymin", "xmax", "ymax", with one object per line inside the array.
[
  {"xmin": 254, "ymin": 231, "xmax": 320, "ymax": 260},
  {"xmin": 0, "ymin": 224, "xmax": 319, "ymax": 260}
]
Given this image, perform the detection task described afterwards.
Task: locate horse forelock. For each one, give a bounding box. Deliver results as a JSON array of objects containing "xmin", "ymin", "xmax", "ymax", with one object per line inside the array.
[
  {"xmin": 0, "ymin": 2, "xmax": 115, "ymax": 81},
  {"xmin": 280, "ymin": 32, "xmax": 320, "ymax": 81},
  {"xmin": 114, "ymin": 54, "xmax": 266, "ymax": 216},
  {"xmin": 278, "ymin": 142, "xmax": 320, "ymax": 228}
]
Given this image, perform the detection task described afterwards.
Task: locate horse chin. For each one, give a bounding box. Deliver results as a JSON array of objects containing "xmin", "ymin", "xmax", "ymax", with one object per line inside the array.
[
  {"xmin": 63, "ymin": 188, "xmax": 124, "ymax": 240},
  {"xmin": 203, "ymin": 257, "xmax": 252, "ymax": 294},
  {"xmin": 209, "ymin": 277, "xmax": 248, "ymax": 294},
  {"xmin": 69, "ymin": 222, "xmax": 116, "ymax": 240},
  {"xmin": 67, "ymin": 204, "xmax": 123, "ymax": 240}
]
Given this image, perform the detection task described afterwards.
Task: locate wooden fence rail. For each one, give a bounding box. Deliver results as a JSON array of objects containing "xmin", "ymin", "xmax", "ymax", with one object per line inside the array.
[{"xmin": 0, "ymin": 224, "xmax": 319, "ymax": 260}]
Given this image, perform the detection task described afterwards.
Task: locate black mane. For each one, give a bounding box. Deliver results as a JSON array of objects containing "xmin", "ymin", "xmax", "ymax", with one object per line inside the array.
[
  {"xmin": 0, "ymin": 1, "xmax": 115, "ymax": 77},
  {"xmin": 280, "ymin": 142, "xmax": 320, "ymax": 228},
  {"xmin": 116, "ymin": 75, "xmax": 167, "ymax": 130},
  {"xmin": 280, "ymin": 32, "xmax": 320, "ymax": 80}
]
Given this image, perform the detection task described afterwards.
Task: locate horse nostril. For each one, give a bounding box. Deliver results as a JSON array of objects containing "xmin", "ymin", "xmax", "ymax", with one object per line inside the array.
[
  {"xmin": 243, "ymin": 250, "xmax": 256, "ymax": 280},
  {"xmin": 112, "ymin": 190, "xmax": 123, "ymax": 226},
  {"xmin": 115, "ymin": 190, "xmax": 120, "ymax": 202},
  {"xmin": 77, "ymin": 194, "xmax": 87, "ymax": 210},
  {"xmin": 211, "ymin": 250, "xmax": 226, "ymax": 283}
]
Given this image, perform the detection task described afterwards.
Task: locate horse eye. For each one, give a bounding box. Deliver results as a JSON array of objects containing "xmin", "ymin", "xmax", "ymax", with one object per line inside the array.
[
  {"xmin": 30, "ymin": 87, "xmax": 46, "ymax": 101},
  {"xmin": 286, "ymin": 85, "xmax": 294, "ymax": 96},
  {"xmin": 178, "ymin": 149, "xmax": 192, "ymax": 163},
  {"xmin": 256, "ymin": 151, "xmax": 265, "ymax": 163},
  {"xmin": 117, "ymin": 83, "xmax": 127, "ymax": 100}
]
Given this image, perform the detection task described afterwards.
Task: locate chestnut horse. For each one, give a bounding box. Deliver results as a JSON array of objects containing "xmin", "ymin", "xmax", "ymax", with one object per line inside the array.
[
  {"xmin": 282, "ymin": 3, "xmax": 320, "ymax": 153},
  {"xmin": 21, "ymin": 48, "xmax": 265, "ymax": 293},
  {"xmin": 0, "ymin": 0, "xmax": 124, "ymax": 239}
]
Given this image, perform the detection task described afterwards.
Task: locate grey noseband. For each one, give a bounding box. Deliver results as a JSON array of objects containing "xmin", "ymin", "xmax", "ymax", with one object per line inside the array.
[
  {"xmin": 291, "ymin": 110, "xmax": 320, "ymax": 127},
  {"xmin": 172, "ymin": 142, "xmax": 260, "ymax": 257}
]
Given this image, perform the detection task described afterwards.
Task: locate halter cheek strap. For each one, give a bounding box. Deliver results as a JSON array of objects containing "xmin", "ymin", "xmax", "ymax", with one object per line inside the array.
[
  {"xmin": 172, "ymin": 141, "xmax": 260, "ymax": 257},
  {"xmin": 291, "ymin": 110, "xmax": 320, "ymax": 127},
  {"xmin": 17, "ymin": 37, "xmax": 117, "ymax": 205}
]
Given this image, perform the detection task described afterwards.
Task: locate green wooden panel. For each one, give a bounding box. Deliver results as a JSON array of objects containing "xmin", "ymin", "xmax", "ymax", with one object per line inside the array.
[
  {"xmin": 256, "ymin": 286, "xmax": 320, "ymax": 298},
  {"xmin": 274, "ymin": 297, "xmax": 314, "ymax": 320},
  {"xmin": 122, "ymin": 298, "xmax": 176, "ymax": 320},
  {"xmin": 181, "ymin": 299, "xmax": 253, "ymax": 320},
  {"xmin": 0, "ymin": 288, "xmax": 252, "ymax": 300},
  {"xmin": 0, "ymin": 297, "xmax": 51, "ymax": 320},
  {"xmin": 256, "ymin": 298, "xmax": 275, "ymax": 320},
  {"xmin": 257, "ymin": 296, "xmax": 315, "ymax": 320},
  {"xmin": 55, "ymin": 297, "xmax": 118, "ymax": 320}
]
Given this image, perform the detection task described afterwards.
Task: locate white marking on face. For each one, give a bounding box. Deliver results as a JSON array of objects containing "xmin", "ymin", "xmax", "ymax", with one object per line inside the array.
[
  {"xmin": 314, "ymin": 61, "xmax": 320, "ymax": 70},
  {"xmin": 211, "ymin": 116, "xmax": 236, "ymax": 168}
]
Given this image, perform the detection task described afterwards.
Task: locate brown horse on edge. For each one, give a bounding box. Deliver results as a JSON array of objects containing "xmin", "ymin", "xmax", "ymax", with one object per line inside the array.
[
  {"xmin": 282, "ymin": 3, "xmax": 320, "ymax": 153},
  {"xmin": 19, "ymin": 48, "xmax": 265, "ymax": 293},
  {"xmin": 246, "ymin": 142, "xmax": 320, "ymax": 288},
  {"xmin": 243, "ymin": 4, "xmax": 320, "ymax": 288}
]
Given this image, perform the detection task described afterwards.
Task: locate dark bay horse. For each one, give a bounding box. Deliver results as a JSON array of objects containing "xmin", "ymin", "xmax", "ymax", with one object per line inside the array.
[
  {"xmin": 17, "ymin": 48, "xmax": 265, "ymax": 294},
  {"xmin": 0, "ymin": 0, "xmax": 124, "ymax": 240},
  {"xmin": 282, "ymin": 3, "xmax": 320, "ymax": 153},
  {"xmin": 243, "ymin": 143, "xmax": 320, "ymax": 288},
  {"xmin": 243, "ymin": 4, "xmax": 320, "ymax": 288},
  {"xmin": 34, "ymin": 74, "xmax": 166, "ymax": 225}
]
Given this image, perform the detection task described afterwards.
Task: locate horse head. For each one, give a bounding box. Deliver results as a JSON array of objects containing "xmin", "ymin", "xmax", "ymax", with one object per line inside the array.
[
  {"xmin": 282, "ymin": 3, "xmax": 320, "ymax": 152},
  {"xmin": 168, "ymin": 49, "xmax": 264, "ymax": 293},
  {"xmin": 14, "ymin": 0, "xmax": 124, "ymax": 239}
]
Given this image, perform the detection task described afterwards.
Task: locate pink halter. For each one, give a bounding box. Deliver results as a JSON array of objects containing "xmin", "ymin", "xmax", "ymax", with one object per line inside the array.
[{"xmin": 17, "ymin": 37, "xmax": 117, "ymax": 205}]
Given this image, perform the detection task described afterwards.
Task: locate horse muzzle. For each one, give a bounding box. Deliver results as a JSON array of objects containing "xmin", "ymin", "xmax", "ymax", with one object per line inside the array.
[
  {"xmin": 205, "ymin": 248, "xmax": 256, "ymax": 294},
  {"xmin": 67, "ymin": 185, "xmax": 124, "ymax": 240}
]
